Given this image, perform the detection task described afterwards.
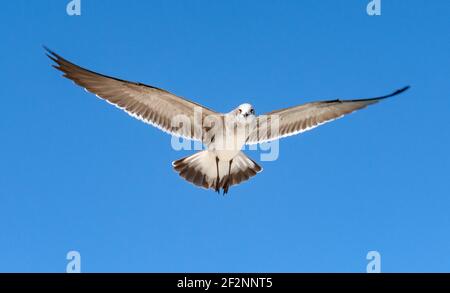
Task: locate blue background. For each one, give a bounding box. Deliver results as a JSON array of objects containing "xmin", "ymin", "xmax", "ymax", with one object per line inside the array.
[{"xmin": 1, "ymin": 0, "xmax": 449, "ymax": 272}]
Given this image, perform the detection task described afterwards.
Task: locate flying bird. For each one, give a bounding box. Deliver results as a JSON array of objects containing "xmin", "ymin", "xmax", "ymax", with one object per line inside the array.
[{"xmin": 45, "ymin": 47, "xmax": 409, "ymax": 194}]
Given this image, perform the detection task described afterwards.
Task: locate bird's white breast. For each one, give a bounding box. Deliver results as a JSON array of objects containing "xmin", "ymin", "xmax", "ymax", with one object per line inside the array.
[{"xmin": 208, "ymin": 116, "xmax": 248, "ymax": 162}]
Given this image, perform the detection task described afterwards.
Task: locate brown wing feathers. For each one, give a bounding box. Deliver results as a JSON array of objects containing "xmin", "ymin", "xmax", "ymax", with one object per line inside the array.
[
  {"xmin": 45, "ymin": 47, "xmax": 216, "ymax": 140},
  {"xmin": 247, "ymin": 86, "xmax": 410, "ymax": 144}
]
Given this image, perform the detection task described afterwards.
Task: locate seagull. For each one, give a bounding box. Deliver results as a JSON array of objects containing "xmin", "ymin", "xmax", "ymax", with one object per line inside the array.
[{"xmin": 45, "ymin": 47, "xmax": 410, "ymax": 194}]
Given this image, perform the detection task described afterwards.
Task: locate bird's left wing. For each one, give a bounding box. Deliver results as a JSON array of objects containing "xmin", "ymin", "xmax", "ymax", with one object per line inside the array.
[
  {"xmin": 46, "ymin": 48, "xmax": 217, "ymax": 140},
  {"xmin": 246, "ymin": 86, "xmax": 410, "ymax": 144}
]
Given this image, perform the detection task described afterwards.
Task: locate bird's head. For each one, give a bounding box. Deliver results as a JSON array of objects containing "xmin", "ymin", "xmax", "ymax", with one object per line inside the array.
[{"xmin": 234, "ymin": 103, "xmax": 256, "ymax": 123}]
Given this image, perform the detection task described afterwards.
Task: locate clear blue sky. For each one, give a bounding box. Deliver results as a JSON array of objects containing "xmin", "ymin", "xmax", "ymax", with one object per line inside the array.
[{"xmin": 1, "ymin": 0, "xmax": 449, "ymax": 272}]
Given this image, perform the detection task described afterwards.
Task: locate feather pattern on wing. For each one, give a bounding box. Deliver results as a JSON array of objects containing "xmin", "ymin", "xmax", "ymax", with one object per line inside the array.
[
  {"xmin": 46, "ymin": 48, "xmax": 217, "ymax": 140},
  {"xmin": 246, "ymin": 86, "xmax": 410, "ymax": 144}
]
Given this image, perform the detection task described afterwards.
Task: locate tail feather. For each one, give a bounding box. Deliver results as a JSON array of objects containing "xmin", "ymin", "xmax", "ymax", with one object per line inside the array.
[{"xmin": 172, "ymin": 151, "xmax": 262, "ymax": 194}]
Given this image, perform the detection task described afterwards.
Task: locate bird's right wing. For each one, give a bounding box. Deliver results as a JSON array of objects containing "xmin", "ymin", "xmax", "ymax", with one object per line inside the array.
[
  {"xmin": 246, "ymin": 86, "xmax": 410, "ymax": 144},
  {"xmin": 46, "ymin": 48, "xmax": 218, "ymax": 141}
]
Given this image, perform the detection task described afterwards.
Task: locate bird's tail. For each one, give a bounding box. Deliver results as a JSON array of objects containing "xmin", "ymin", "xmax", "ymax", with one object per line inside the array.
[{"xmin": 172, "ymin": 151, "xmax": 262, "ymax": 194}]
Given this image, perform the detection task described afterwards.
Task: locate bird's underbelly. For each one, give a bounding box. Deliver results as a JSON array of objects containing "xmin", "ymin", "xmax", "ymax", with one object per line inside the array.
[
  {"xmin": 214, "ymin": 149, "xmax": 240, "ymax": 161},
  {"xmin": 208, "ymin": 127, "xmax": 248, "ymax": 162}
]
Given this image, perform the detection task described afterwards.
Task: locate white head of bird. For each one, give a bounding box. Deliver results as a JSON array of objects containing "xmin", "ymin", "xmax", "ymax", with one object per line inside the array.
[{"xmin": 233, "ymin": 103, "xmax": 255, "ymax": 124}]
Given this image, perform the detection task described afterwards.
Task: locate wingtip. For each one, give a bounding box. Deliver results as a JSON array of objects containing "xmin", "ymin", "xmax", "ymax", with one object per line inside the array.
[
  {"xmin": 376, "ymin": 85, "xmax": 411, "ymax": 101},
  {"xmin": 46, "ymin": 53, "xmax": 58, "ymax": 62},
  {"xmin": 43, "ymin": 46, "xmax": 63, "ymax": 62},
  {"xmin": 43, "ymin": 45, "xmax": 58, "ymax": 61},
  {"xmin": 43, "ymin": 45, "xmax": 53, "ymax": 55},
  {"xmin": 394, "ymin": 85, "xmax": 411, "ymax": 95}
]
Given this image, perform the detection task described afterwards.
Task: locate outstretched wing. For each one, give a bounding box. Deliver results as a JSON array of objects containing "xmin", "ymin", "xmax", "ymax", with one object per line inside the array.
[
  {"xmin": 246, "ymin": 86, "xmax": 410, "ymax": 144},
  {"xmin": 46, "ymin": 48, "xmax": 217, "ymax": 140}
]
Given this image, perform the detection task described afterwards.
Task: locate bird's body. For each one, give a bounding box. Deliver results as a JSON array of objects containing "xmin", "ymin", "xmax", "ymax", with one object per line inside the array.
[
  {"xmin": 209, "ymin": 111, "xmax": 250, "ymax": 161},
  {"xmin": 45, "ymin": 47, "xmax": 410, "ymax": 194},
  {"xmin": 174, "ymin": 105, "xmax": 262, "ymax": 193}
]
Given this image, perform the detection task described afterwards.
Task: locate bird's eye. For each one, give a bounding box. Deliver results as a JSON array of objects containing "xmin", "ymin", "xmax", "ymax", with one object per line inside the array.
[
  {"xmin": 238, "ymin": 109, "xmax": 242, "ymax": 113},
  {"xmin": 250, "ymin": 109, "xmax": 254, "ymax": 114}
]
